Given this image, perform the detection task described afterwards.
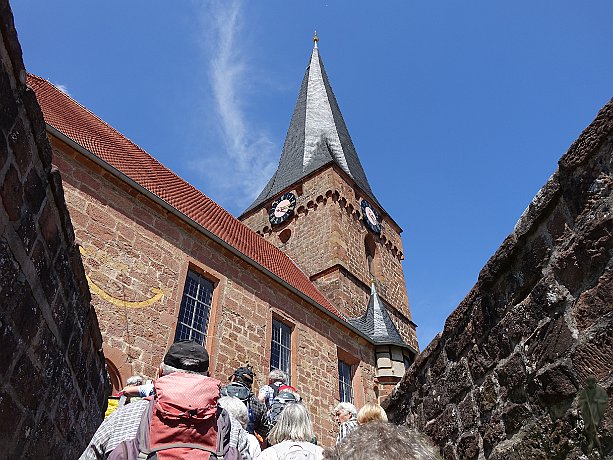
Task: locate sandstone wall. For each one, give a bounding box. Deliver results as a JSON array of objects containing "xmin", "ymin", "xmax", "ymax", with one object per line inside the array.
[
  {"xmin": 0, "ymin": 2, "xmax": 108, "ymax": 458},
  {"xmin": 50, "ymin": 137, "xmax": 381, "ymax": 446},
  {"xmin": 385, "ymin": 100, "xmax": 613, "ymax": 459},
  {"xmin": 241, "ymin": 165, "xmax": 417, "ymax": 350}
]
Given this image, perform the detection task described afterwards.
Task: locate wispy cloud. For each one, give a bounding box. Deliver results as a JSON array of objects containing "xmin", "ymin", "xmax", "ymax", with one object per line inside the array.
[
  {"xmin": 190, "ymin": 0, "xmax": 277, "ymax": 213},
  {"xmin": 52, "ymin": 82, "xmax": 70, "ymax": 96}
]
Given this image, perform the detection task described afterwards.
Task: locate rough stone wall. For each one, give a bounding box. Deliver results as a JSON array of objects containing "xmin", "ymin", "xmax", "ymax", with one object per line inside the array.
[
  {"xmin": 50, "ymin": 138, "xmax": 381, "ymax": 446},
  {"xmin": 385, "ymin": 99, "xmax": 613, "ymax": 459},
  {"xmin": 240, "ymin": 165, "xmax": 417, "ymax": 348},
  {"xmin": 0, "ymin": 3, "xmax": 108, "ymax": 458}
]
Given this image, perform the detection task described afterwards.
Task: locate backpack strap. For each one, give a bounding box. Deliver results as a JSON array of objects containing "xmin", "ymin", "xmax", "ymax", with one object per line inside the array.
[
  {"xmin": 137, "ymin": 399, "xmax": 155, "ymax": 453},
  {"xmin": 142, "ymin": 443, "xmax": 221, "ymax": 456}
]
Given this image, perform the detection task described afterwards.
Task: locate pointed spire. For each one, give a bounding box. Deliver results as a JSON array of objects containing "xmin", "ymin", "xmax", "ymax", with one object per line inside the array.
[
  {"xmin": 347, "ymin": 282, "xmax": 408, "ymax": 348},
  {"xmin": 242, "ymin": 39, "xmax": 380, "ymax": 215}
]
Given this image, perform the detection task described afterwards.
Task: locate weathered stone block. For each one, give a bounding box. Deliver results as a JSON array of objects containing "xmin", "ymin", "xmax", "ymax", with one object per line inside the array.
[
  {"xmin": 10, "ymin": 352, "xmax": 46, "ymax": 411},
  {"xmin": 16, "ymin": 212, "xmax": 37, "ymax": 253},
  {"xmin": 527, "ymin": 362, "xmax": 578, "ymax": 419},
  {"xmin": 496, "ymin": 353, "xmax": 527, "ymax": 404},
  {"xmin": 572, "ymin": 266, "xmax": 613, "ymax": 331},
  {"xmin": 456, "ymin": 432, "xmax": 480, "ymax": 460},
  {"xmin": 0, "ymin": 55, "xmax": 17, "ymax": 133},
  {"xmin": 0, "ymin": 135, "xmax": 8, "ymax": 170},
  {"xmin": 424, "ymin": 405, "xmax": 460, "ymax": 446},
  {"xmin": 1, "ymin": 163, "xmax": 23, "ymax": 221},
  {"xmin": 502, "ymin": 402, "xmax": 530, "ymax": 435},
  {"xmin": 9, "ymin": 119, "xmax": 33, "ymax": 174},
  {"xmin": 481, "ymin": 416, "xmax": 505, "ymax": 458},
  {"xmin": 446, "ymin": 358, "xmax": 472, "ymax": 399},
  {"xmin": 572, "ymin": 319, "xmax": 613, "ymax": 383},
  {"xmin": 527, "ymin": 314, "xmax": 575, "ymax": 368},
  {"xmin": 478, "ymin": 375, "xmax": 499, "ymax": 414},
  {"xmin": 457, "ymin": 391, "xmax": 479, "ymax": 430}
]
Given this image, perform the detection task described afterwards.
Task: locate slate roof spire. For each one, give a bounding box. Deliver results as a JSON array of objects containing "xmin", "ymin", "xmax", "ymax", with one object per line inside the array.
[
  {"xmin": 347, "ymin": 282, "xmax": 409, "ymax": 348},
  {"xmin": 242, "ymin": 36, "xmax": 380, "ymax": 214}
]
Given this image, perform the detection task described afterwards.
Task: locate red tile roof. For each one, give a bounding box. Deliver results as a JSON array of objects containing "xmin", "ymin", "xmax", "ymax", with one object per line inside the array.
[{"xmin": 27, "ymin": 74, "xmax": 343, "ymax": 319}]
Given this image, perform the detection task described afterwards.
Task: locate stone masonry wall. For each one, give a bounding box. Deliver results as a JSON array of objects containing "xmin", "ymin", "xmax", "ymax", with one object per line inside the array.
[
  {"xmin": 50, "ymin": 137, "xmax": 381, "ymax": 446},
  {"xmin": 0, "ymin": 3, "xmax": 108, "ymax": 458},
  {"xmin": 385, "ymin": 99, "xmax": 613, "ymax": 459},
  {"xmin": 241, "ymin": 165, "xmax": 417, "ymax": 349}
]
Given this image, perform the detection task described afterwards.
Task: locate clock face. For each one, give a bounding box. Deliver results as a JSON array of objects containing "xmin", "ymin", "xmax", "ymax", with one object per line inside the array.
[
  {"xmin": 269, "ymin": 192, "xmax": 297, "ymax": 225},
  {"xmin": 361, "ymin": 200, "xmax": 381, "ymax": 234}
]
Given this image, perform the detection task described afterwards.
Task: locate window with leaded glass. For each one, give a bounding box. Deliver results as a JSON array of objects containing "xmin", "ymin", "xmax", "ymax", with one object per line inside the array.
[
  {"xmin": 174, "ymin": 270, "xmax": 214, "ymax": 346},
  {"xmin": 270, "ymin": 319, "xmax": 292, "ymax": 380},
  {"xmin": 338, "ymin": 359, "xmax": 353, "ymax": 403}
]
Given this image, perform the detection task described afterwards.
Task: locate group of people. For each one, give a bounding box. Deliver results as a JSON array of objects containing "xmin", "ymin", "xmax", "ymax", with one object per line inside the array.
[{"xmin": 81, "ymin": 340, "xmax": 440, "ymax": 459}]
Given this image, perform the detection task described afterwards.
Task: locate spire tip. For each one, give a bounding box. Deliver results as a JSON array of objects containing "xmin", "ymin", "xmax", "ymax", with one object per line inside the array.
[{"xmin": 313, "ymin": 31, "xmax": 319, "ymax": 48}]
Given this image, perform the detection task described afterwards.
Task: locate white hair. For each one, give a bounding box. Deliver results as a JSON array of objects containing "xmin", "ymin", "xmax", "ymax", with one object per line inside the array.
[
  {"xmin": 334, "ymin": 402, "xmax": 357, "ymax": 417},
  {"xmin": 218, "ymin": 396, "xmax": 249, "ymax": 428},
  {"xmin": 269, "ymin": 369, "xmax": 288, "ymax": 384},
  {"xmin": 160, "ymin": 363, "xmax": 208, "ymax": 376},
  {"xmin": 267, "ymin": 403, "xmax": 314, "ymax": 445},
  {"xmin": 126, "ymin": 375, "xmax": 144, "ymax": 386}
]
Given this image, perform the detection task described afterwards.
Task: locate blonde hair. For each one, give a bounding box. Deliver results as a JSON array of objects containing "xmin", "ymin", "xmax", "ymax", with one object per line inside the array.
[
  {"xmin": 267, "ymin": 403, "xmax": 314, "ymax": 445},
  {"xmin": 357, "ymin": 403, "xmax": 388, "ymax": 424}
]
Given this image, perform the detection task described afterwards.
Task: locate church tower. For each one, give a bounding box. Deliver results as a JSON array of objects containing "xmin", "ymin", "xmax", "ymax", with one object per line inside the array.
[{"xmin": 240, "ymin": 36, "xmax": 418, "ymax": 352}]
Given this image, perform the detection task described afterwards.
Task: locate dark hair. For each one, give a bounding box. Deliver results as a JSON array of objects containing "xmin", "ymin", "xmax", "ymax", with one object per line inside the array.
[
  {"xmin": 231, "ymin": 366, "xmax": 255, "ymax": 387},
  {"xmin": 323, "ymin": 422, "xmax": 441, "ymax": 460}
]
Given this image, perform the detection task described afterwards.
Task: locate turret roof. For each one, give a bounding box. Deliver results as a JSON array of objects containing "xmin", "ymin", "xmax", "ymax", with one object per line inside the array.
[{"xmin": 348, "ymin": 283, "xmax": 409, "ymax": 348}]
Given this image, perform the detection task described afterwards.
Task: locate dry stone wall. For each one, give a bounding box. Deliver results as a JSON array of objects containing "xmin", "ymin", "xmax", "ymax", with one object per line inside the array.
[
  {"xmin": 385, "ymin": 99, "xmax": 613, "ymax": 459},
  {"xmin": 0, "ymin": 2, "xmax": 108, "ymax": 458}
]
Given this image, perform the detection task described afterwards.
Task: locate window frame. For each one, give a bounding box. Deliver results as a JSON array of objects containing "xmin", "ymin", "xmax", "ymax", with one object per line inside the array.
[
  {"xmin": 270, "ymin": 318, "xmax": 293, "ymax": 381},
  {"xmin": 364, "ymin": 235, "xmax": 378, "ymax": 278},
  {"xmin": 173, "ymin": 269, "xmax": 215, "ymax": 346},
  {"xmin": 338, "ymin": 359, "xmax": 354, "ymax": 403}
]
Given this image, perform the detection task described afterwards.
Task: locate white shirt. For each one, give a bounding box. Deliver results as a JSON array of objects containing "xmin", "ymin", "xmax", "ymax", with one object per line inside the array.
[{"xmin": 256, "ymin": 440, "xmax": 323, "ymax": 460}]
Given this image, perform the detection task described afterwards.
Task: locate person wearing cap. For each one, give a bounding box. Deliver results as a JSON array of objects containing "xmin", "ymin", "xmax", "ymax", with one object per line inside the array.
[
  {"xmin": 223, "ymin": 366, "xmax": 270, "ymax": 441},
  {"xmin": 79, "ymin": 340, "xmax": 218, "ymax": 460}
]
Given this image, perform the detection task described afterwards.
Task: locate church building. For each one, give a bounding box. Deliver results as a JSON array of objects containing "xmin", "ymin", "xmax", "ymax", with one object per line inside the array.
[{"xmin": 28, "ymin": 37, "xmax": 417, "ymax": 444}]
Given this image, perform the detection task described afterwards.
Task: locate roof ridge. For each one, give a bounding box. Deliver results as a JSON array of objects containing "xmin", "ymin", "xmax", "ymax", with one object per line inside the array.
[
  {"xmin": 27, "ymin": 74, "xmax": 244, "ymax": 235},
  {"xmin": 27, "ymin": 74, "xmax": 158, "ymax": 167}
]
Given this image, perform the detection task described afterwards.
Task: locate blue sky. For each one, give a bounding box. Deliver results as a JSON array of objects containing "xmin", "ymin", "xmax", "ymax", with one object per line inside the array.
[{"xmin": 12, "ymin": 1, "xmax": 613, "ymax": 348}]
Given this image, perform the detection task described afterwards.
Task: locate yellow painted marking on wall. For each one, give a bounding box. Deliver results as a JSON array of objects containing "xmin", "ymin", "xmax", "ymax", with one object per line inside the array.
[{"xmin": 79, "ymin": 245, "xmax": 165, "ymax": 309}]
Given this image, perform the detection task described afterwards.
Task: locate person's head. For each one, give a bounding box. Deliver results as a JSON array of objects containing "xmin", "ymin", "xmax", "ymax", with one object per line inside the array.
[
  {"xmin": 230, "ymin": 366, "xmax": 255, "ymax": 389},
  {"xmin": 269, "ymin": 369, "xmax": 288, "ymax": 385},
  {"xmin": 279, "ymin": 385, "xmax": 301, "ymax": 402},
  {"xmin": 159, "ymin": 340, "xmax": 210, "ymax": 376},
  {"xmin": 334, "ymin": 402, "xmax": 357, "ymax": 425},
  {"xmin": 357, "ymin": 403, "xmax": 388, "ymax": 425},
  {"xmin": 126, "ymin": 375, "xmax": 145, "ymax": 386},
  {"xmin": 267, "ymin": 403, "xmax": 314, "ymax": 445},
  {"xmin": 323, "ymin": 422, "xmax": 441, "ymax": 460},
  {"xmin": 218, "ymin": 396, "xmax": 249, "ymax": 429}
]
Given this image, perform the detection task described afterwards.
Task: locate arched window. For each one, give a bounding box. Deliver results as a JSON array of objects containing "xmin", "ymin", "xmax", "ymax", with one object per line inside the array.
[
  {"xmin": 364, "ymin": 235, "xmax": 377, "ymax": 277},
  {"xmin": 105, "ymin": 359, "xmax": 123, "ymax": 394}
]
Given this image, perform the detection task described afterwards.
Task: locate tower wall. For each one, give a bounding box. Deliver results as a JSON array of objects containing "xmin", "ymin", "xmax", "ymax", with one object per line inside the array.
[{"xmin": 241, "ymin": 165, "xmax": 417, "ymax": 349}]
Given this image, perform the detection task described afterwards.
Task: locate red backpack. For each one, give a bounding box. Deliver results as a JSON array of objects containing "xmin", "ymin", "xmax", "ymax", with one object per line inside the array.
[{"xmin": 109, "ymin": 373, "xmax": 240, "ymax": 460}]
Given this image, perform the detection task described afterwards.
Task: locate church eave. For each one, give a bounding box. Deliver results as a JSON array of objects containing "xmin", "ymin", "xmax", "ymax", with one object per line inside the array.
[{"xmin": 240, "ymin": 162, "xmax": 403, "ymax": 235}]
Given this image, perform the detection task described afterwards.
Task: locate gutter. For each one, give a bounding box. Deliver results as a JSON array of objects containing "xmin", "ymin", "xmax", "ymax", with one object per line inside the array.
[{"xmin": 46, "ymin": 124, "xmax": 395, "ymax": 350}]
